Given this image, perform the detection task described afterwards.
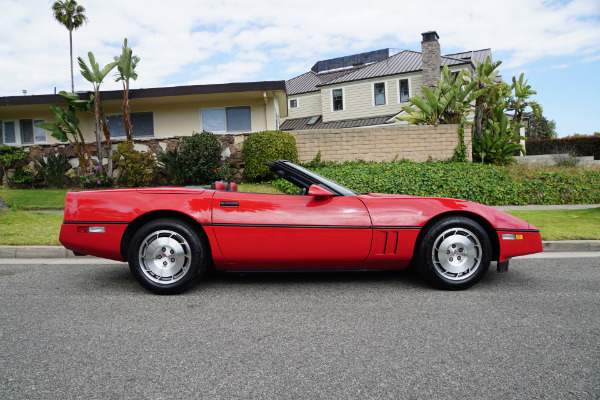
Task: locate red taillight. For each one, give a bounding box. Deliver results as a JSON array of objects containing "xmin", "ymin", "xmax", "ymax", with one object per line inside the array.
[{"xmin": 77, "ymin": 226, "xmax": 88, "ymax": 233}]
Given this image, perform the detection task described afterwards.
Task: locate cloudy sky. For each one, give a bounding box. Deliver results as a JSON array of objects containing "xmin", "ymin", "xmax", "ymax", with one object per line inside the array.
[{"xmin": 1, "ymin": 0, "xmax": 599, "ymax": 136}]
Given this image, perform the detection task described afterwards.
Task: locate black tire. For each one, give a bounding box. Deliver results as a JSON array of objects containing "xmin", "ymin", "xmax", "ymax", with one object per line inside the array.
[
  {"xmin": 128, "ymin": 218, "xmax": 207, "ymax": 294},
  {"xmin": 417, "ymin": 216, "xmax": 491, "ymax": 290}
]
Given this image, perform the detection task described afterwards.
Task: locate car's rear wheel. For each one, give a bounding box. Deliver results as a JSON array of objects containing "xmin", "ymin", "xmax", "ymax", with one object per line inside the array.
[
  {"xmin": 417, "ymin": 216, "xmax": 491, "ymax": 290},
  {"xmin": 128, "ymin": 218, "xmax": 207, "ymax": 294}
]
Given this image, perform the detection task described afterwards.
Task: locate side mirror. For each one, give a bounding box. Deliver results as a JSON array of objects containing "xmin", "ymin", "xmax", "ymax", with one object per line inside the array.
[{"xmin": 308, "ymin": 184, "xmax": 334, "ymax": 199}]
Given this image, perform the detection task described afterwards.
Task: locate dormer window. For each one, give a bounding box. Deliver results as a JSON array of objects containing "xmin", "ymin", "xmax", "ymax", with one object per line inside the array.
[
  {"xmin": 290, "ymin": 99, "xmax": 298, "ymax": 108},
  {"xmin": 332, "ymin": 89, "xmax": 344, "ymax": 111},
  {"xmin": 399, "ymin": 79, "xmax": 409, "ymax": 103},
  {"xmin": 374, "ymin": 82, "xmax": 386, "ymax": 106}
]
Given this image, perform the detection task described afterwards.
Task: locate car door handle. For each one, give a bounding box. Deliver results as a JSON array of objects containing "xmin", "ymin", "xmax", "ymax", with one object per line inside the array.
[{"xmin": 220, "ymin": 201, "xmax": 239, "ymax": 207}]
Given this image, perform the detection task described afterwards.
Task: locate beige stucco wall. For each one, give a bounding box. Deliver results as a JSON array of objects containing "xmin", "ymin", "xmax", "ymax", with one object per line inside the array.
[
  {"xmin": 1, "ymin": 91, "xmax": 283, "ymax": 145},
  {"xmin": 289, "ymin": 124, "xmax": 472, "ymax": 163}
]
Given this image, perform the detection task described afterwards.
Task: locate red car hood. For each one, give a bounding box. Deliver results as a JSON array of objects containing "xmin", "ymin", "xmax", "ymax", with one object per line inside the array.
[{"xmin": 358, "ymin": 193, "xmax": 537, "ymax": 231}]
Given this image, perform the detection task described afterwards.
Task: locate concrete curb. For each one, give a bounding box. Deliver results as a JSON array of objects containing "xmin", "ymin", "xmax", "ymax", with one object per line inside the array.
[{"xmin": 1, "ymin": 241, "xmax": 600, "ymax": 259}]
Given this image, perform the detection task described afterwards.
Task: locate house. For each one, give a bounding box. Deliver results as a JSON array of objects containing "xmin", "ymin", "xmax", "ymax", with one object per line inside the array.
[
  {"xmin": 280, "ymin": 31, "xmax": 492, "ymax": 131},
  {"xmin": 0, "ymin": 81, "xmax": 287, "ymax": 146}
]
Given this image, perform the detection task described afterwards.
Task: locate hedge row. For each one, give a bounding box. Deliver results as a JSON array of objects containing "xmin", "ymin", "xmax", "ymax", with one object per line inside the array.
[
  {"xmin": 526, "ymin": 136, "xmax": 600, "ymax": 160},
  {"xmin": 273, "ymin": 160, "xmax": 600, "ymax": 205}
]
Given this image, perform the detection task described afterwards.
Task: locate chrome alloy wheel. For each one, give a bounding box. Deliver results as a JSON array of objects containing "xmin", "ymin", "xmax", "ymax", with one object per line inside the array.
[
  {"xmin": 138, "ymin": 230, "xmax": 192, "ymax": 284},
  {"xmin": 431, "ymin": 227, "xmax": 482, "ymax": 281}
]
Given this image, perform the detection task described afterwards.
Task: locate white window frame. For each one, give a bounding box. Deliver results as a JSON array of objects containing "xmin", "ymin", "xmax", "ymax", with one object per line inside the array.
[
  {"xmin": 331, "ymin": 88, "xmax": 345, "ymax": 112},
  {"xmin": 372, "ymin": 82, "xmax": 387, "ymax": 106},
  {"xmin": 289, "ymin": 98, "xmax": 299, "ymax": 108},
  {"xmin": 1, "ymin": 119, "xmax": 47, "ymax": 146},
  {"xmin": 106, "ymin": 112, "xmax": 155, "ymax": 138},
  {"xmin": 200, "ymin": 106, "xmax": 252, "ymax": 134},
  {"xmin": 397, "ymin": 78, "xmax": 411, "ymax": 104}
]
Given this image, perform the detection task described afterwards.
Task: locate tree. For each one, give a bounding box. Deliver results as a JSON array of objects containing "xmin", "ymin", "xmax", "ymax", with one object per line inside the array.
[
  {"xmin": 469, "ymin": 56, "xmax": 503, "ymax": 138},
  {"xmin": 114, "ymin": 38, "xmax": 140, "ymax": 141},
  {"xmin": 398, "ymin": 66, "xmax": 477, "ymax": 126},
  {"xmin": 525, "ymin": 112, "xmax": 557, "ymax": 139},
  {"xmin": 35, "ymin": 91, "xmax": 94, "ymax": 175},
  {"xmin": 51, "ymin": 0, "xmax": 88, "ymax": 92},
  {"xmin": 78, "ymin": 52, "xmax": 117, "ymax": 176},
  {"xmin": 509, "ymin": 73, "xmax": 542, "ymax": 126}
]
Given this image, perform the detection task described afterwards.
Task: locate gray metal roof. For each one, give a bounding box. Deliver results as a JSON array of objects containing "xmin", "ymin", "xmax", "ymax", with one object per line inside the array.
[
  {"xmin": 286, "ymin": 48, "xmax": 492, "ymax": 94},
  {"xmin": 280, "ymin": 113, "xmax": 397, "ymax": 131},
  {"xmin": 444, "ymin": 49, "xmax": 492, "ymax": 65},
  {"xmin": 285, "ymin": 66, "xmax": 366, "ymax": 96}
]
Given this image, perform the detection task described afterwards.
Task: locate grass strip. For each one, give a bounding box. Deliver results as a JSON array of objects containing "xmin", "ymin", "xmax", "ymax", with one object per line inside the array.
[
  {"xmin": 506, "ymin": 208, "xmax": 600, "ymax": 240},
  {"xmin": 0, "ymin": 210, "xmax": 63, "ymax": 245},
  {"xmin": 0, "ymin": 208, "xmax": 597, "ymax": 246},
  {"xmin": 0, "ymin": 189, "xmax": 67, "ymax": 210}
]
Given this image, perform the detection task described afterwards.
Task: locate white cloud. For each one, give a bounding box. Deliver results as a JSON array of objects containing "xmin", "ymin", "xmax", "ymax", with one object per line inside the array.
[{"xmin": 0, "ymin": 0, "xmax": 599, "ymax": 96}]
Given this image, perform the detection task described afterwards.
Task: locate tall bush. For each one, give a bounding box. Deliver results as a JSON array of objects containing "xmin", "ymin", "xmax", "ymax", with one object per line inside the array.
[
  {"xmin": 243, "ymin": 130, "xmax": 298, "ymax": 182},
  {"xmin": 0, "ymin": 146, "xmax": 29, "ymax": 186},
  {"xmin": 112, "ymin": 140, "xmax": 156, "ymax": 187},
  {"xmin": 179, "ymin": 131, "xmax": 221, "ymax": 185}
]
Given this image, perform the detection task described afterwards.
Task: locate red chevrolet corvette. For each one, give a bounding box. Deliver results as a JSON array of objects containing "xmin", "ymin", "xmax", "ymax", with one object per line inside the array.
[{"xmin": 60, "ymin": 160, "xmax": 543, "ymax": 294}]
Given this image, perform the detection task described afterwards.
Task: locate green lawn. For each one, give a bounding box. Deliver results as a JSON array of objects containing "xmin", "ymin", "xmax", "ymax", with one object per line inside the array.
[
  {"xmin": 0, "ymin": 210, "xmax": 63, "ymax": 245},
  {"xmin": 0, "ymin": 189, "xmax": 67, "ymax": 210},
  {"xmin": 507, "ymin": 208, "xmax": 600, "ymax": 240},
  {"xmin": 0, "ymin": 187, "xmax": 598, "ymax": 245}
]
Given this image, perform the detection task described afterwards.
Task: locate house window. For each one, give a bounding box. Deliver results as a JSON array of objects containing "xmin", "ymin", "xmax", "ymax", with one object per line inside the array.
[
  {"xmin": 399, "ymin": 79, "xmax": 409, "ymax": 103},
  {"xmin": 289, "ymin": 99, "xmax": 298, "ymax": 108},
  {"xmin": 4, "ymin": 122, "xmax": 16, "ymax": 144},
  {"xmin": 34, "ymin": 120, "xmax": 46, "ymax": 142},
  {"xmin": 201, "ymin": 106, "xmax": 251, "ymax": 133},
  {"xmin": 107, "ymin": 112, "xmax": 154, "ymax": 138},
  {"xmin": 374, "ymin": 82, "xmax": 386, "ymax": 106},
  {"xmin": 332, "ymin": 89, "xmax": 343, "ymax": 111}
]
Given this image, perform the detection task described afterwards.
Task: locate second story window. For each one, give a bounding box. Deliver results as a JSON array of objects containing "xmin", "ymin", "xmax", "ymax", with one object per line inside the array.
[
  {"xmin": 332, "ymin": 89, "xmax": 343, "ymax": 111},
  {"xmin": 289, "ymin": 99, "xmax": 298, "ymax": 108},
  {"xmin": 374, "ymin": 82, "xmax": 386, "ymax": 105},
  {"xmin": 399, "ymin": 79, "xmax": 409, "ymax": 103}
]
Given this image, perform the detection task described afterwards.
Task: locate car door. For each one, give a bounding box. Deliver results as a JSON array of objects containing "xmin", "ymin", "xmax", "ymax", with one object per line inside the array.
[{"xmin": 211, "ymin": 191, "xmax": 372, "ymax": 269}]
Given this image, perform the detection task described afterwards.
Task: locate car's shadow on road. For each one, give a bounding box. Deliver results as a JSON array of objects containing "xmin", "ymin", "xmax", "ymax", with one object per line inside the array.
[{"xmin": 89, "ymin": 262, "xmax": 536, "ymax": 295}]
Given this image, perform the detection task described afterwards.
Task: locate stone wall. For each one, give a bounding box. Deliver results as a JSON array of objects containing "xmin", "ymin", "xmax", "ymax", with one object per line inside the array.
[
  {"xmin": 289, "ymin": 124, "xmax": 472, "ymax": 163},
  {"xmin": 9, "ymin": 125, "xmax": 469, "ymax": 185},
  {"xmin": 18, "ymin": 133, "xmax": 249, "ymax": 184}
]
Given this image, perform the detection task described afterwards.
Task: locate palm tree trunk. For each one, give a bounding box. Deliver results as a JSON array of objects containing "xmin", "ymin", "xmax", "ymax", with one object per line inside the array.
[{"xmin": 69, "ymin": 29, "xmax": 74, "ymax": 92}]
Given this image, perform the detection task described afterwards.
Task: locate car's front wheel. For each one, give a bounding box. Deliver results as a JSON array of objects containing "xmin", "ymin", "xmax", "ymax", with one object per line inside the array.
[
  {"xmin": 128, "ymin": 218, "xmax": 207, "ymax": 294},
  {"xmin": 417, "ymin": 216, "xmax": 491, "ymax": 290}
]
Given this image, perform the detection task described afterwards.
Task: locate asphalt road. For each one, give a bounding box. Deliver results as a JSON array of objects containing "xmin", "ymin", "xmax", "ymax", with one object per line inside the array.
[{"xmin": 0, "ymin": 256, "xmax": 598, "ymax": 399}]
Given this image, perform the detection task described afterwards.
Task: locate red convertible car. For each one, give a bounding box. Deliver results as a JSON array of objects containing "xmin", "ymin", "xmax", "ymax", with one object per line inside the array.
[{"xmin": 60, "ymin": 160, "xmax": 543, "ymax": 294}]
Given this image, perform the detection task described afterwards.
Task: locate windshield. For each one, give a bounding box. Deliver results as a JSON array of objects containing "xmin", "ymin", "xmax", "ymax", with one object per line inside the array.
[{"xmin": 291, "ymin": 163, "xmax": 357, "ymax": 196}]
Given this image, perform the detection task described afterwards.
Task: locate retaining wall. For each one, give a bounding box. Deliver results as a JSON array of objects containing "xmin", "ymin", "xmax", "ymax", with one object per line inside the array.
[{"xmin": 289, "ymin": 124, "xmax": 472, "ymax": 163}]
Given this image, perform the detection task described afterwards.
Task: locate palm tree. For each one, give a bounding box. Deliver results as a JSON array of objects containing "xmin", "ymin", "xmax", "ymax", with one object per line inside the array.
[
  {"xmin": 78, "ymin": 52, "xmax": 117, "ymax": 175},
  {"xmin": 52, "ymin": 0, "xmax": 88, "ymax": 92},
  {"xmin": 115, "ymin": 39, "xmax": 140, "ymax": 141}
]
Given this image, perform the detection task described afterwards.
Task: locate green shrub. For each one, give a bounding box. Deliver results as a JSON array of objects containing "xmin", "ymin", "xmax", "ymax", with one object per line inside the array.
[
  {"xmin": 243, "ymin": 130, "xmax": 298, "ymax": 182},
  {"xmin": 272, "ymin": 160, "xmax": 600, "ymax": 205},
  {"xmin": 112, "ymin": 140, "xmax": 156, "ymax": 187},
  {"xmin": 13, "ymin": 166, "xmax": 39, "ymax": 188},
  {"xmin": 80, "ymin": 165, "xmax": 114, "ymax": 188},
  {"xmin": 34, "ymin": 152, "xmax": 68, "ymax": 188},
  {"xmin": 157, "ymin": 148, "xmax": 188, "ymax": 186},
  {"xmin": 0, "ymin": 146, "xmax": 29, "ymax": 186},
  {"xmin": 526, "ymin": 136, "xmax": 600, "ymax": 160},
  {"xmin": 179, "ymin": 131, "xmax": 221, "ymax": 185}
]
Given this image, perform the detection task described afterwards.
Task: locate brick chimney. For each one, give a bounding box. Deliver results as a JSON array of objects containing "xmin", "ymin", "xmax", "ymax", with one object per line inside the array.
[{"xmin": 421, "ymin": 31, "xmax": 441, "ymax": 88}]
